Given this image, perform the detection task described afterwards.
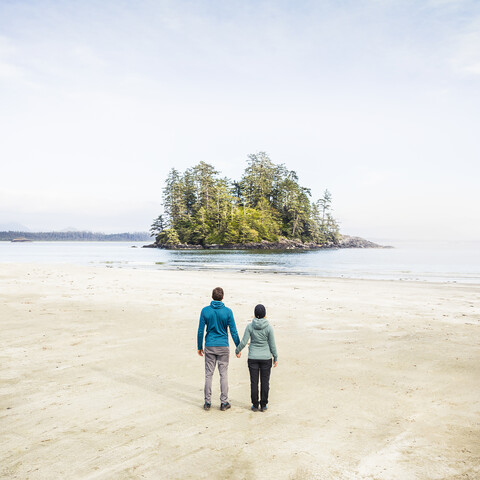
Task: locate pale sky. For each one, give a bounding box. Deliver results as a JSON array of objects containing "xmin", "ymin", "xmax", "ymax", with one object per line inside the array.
[{"xmin": 1, "ymin": 0, "xmax": 479, "ymax": 240}]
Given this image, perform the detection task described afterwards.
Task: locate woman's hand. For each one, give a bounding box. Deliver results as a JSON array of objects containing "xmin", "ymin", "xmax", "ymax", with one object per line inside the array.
[
  {"xmin": 273, "ymin": 361, "xmax": 278, "ymax": 368},
  {"xmin": 236, "ymin": 352, "xmax": 241, "ymax": 358}
]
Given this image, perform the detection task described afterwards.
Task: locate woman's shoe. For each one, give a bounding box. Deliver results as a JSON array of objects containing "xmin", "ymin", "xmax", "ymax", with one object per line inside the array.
[
  {"xmin": 251, "ymin": 405, "xmax": 258, "ymax": 412},
  {"xmin": 260, "ymin": 405, "xmax": 268, "ymax": 412}
]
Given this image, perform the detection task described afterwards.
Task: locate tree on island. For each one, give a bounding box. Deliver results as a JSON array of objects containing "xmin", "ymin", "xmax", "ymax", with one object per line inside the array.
[{"xmin": 151, "ymin": 152, "xmax": 340, "ymax": 247}]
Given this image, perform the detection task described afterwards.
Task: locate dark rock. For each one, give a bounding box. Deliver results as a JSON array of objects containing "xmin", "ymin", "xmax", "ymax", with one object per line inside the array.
[
  {"xmin": 337, "ymin": 235, "xmax": 392, "ymax": 249},
  {"xmin": 151, "ymin": 235, "xmax": 391, "ymax": 250}
]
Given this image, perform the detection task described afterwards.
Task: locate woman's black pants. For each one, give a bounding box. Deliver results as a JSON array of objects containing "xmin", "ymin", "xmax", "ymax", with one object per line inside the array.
[{"xmin": 248, "ymin": 358, "xmax": 272, "ymax": 408}]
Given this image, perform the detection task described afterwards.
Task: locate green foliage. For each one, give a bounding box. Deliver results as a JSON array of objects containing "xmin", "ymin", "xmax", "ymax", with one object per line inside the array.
[
  {"xmin": 156, "ymin": 228, "xmax": 180, "ymax": 247},
  {"xmin": 154, "ymin": 153, "xmax": 340, "ymax": 246}
]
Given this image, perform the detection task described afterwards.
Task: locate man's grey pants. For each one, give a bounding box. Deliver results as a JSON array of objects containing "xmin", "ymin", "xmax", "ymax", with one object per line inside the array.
[{"xmin": 204, "ymin": 346, "xmax": 230, "ymax": 404}]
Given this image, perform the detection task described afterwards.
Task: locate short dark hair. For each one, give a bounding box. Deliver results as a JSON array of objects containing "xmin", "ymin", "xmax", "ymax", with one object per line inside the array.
[
  {"xmin": 212, "ymin": 287, "xmax": 224, "ymax": 301},
  {"xmin": 254, "ymin": 304, "xmax": 266, "ymax": 319}
]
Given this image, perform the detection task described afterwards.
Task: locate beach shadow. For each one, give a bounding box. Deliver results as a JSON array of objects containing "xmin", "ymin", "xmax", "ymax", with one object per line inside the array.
[
  {"xmin": 89, "ymin": 366, "xmax": 252, "ymax": 410},
  {"xmin": 89, "ymin": 366, "xmax": 201, "ymax": 407}
]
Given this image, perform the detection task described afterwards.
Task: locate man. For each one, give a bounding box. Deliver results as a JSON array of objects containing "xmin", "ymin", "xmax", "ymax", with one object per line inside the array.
[{"xmin": 197, "ymin": 287, "xmax": 240, "ymax": 411}]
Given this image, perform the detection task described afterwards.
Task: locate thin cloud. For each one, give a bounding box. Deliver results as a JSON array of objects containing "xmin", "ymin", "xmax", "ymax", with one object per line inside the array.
[{"xmin": 451, "ymin": 30, "xmax": 480, "ymax": 75}]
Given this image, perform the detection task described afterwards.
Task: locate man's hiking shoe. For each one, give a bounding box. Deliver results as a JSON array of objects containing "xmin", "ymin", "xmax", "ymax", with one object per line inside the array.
[
  {"xmin": 260, "ymin": 405, "xmax": 268, "ymax": 412},
  {"xmin": 220, "ymin": 402, "xmax": 231, "ymax": 411},
  {"xmin": 251, "ymin": 405, "xmax": 258, "ymax": 412},
  {"xmin": 203, "ymin": 403, "xmax": 211, "ymax": 411}
]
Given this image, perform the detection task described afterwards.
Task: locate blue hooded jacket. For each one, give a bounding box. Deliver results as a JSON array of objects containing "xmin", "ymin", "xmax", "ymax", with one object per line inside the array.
[{"xmin": 197, "ymin": 301, "xmax": 240, "ymax": 350}]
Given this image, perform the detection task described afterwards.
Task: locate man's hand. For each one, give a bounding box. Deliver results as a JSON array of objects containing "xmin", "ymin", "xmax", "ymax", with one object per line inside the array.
[
  {"xmin": 273, "ymin": 361, "xmax": 278, "ymax": 368},
  {"xmin": 236, "ymin": 352, "xmax": 241, "ymax": 358},
  {"xmin": 197, "ymin": 349, "xmax": 204, "ymax": 357}
]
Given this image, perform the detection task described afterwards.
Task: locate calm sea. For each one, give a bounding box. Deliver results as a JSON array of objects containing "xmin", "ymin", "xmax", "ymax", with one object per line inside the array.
[{"xmin": 1, "ymin": 240, "xmax": 479, "ymax": 284}]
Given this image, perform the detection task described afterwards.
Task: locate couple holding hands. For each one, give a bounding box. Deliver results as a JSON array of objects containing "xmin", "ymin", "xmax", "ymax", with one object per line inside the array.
[{"xmin": 197, "ymin": 287, "xmax": 278, "ymax": 412}]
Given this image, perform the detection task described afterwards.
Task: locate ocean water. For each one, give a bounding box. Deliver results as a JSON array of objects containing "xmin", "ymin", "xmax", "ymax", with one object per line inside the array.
[{"xmin": 1, "ymin": 240, "xmax": 479, "ymax": 284}]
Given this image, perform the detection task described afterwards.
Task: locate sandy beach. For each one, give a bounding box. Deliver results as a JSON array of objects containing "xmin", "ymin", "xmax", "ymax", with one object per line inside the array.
[{"xmin": 1, "ymin": 263, "xmax": 479, "ymax": 480}]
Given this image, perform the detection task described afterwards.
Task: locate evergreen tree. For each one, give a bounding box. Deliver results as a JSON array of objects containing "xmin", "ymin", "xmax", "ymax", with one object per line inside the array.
[
  {"xmin": 150, "ymin": 215, "xmax": 166, "ymax": 237},
  {"xmin": 317, "ymin": 189, "xmax": 332, "ymax": 231},
  {"xmin": 240, "ymin": 152, "xmax": 279, "ymax": 207}
]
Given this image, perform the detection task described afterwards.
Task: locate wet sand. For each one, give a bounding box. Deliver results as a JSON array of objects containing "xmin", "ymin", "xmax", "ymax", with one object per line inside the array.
[{"xmin": 1, "ymin": 263, "xmax": 479, "ymax": 479}]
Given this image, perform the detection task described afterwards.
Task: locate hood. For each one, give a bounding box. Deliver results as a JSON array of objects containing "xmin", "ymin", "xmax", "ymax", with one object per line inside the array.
[
  {"xmin": 252, "ymin": 318, "xmax": 269, "ymax": 330},
  {"xmin": 210, "ymin": 301, "xmax": 225, "ymax": 309}
]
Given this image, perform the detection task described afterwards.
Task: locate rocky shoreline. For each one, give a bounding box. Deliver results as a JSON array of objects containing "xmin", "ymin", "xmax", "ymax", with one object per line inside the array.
[{"xmin": 143, "ymin": 235, "xmax": 391, "ymax": 250}]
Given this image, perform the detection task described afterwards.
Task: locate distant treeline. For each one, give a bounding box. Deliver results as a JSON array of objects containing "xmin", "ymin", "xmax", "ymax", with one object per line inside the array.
[{"xmin": 0, "ymin": 231, "xmax": 150, "ymax": 241}]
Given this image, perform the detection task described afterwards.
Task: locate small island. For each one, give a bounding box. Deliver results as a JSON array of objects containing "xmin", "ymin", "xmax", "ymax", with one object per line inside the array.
[{"xmin": 149, "ymin": 152, "xmax": 387, "ymax": 250}]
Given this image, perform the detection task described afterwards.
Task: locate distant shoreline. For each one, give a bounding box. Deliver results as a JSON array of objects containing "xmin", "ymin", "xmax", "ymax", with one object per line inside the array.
[{"xmin": 0, "ymin": 231, "xmax": 150, "ymax": 242}]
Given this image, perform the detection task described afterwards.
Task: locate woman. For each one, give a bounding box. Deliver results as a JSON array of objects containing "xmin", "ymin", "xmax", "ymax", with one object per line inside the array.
[{"xmin": 235, "ymin": 304, "xmax": 278, "ymax": 412}]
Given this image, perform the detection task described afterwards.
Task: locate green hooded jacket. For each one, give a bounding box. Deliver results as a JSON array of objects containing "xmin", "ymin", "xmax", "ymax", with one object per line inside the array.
[{"xmin": 235, "ymin": 318, "xmax": 278, "ymax": 362}]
